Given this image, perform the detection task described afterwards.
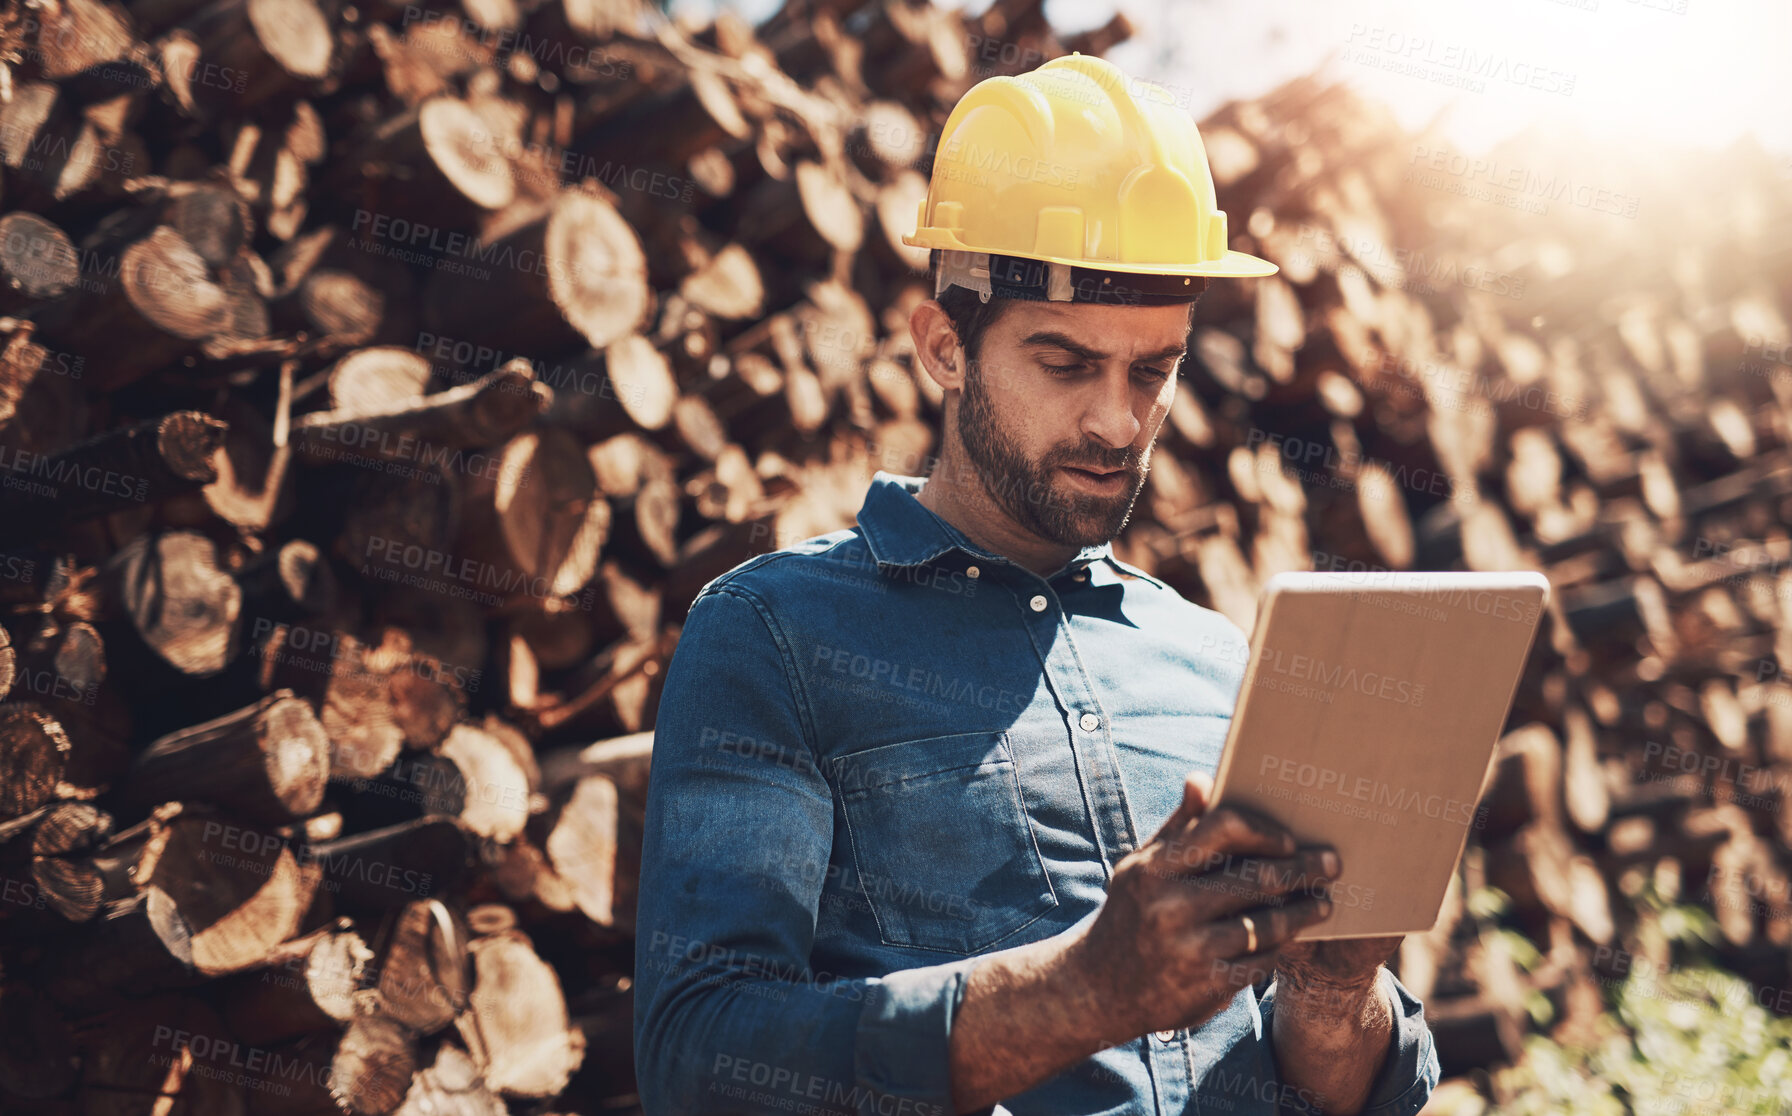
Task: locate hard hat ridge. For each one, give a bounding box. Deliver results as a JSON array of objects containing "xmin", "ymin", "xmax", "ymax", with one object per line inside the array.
[{"xmin": 904, "ymin": 52, "xmax": 1275, "ymax": 287}]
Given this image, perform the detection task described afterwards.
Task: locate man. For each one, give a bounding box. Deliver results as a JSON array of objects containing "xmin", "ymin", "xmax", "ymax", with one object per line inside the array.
[{"xmin": 634, "ymin": 53, "xmax": 1440, "ymax": 1115}]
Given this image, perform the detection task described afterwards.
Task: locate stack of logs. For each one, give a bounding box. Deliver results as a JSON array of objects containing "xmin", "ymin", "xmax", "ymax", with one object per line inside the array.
[
  {"xmin": 1153, "ymin": 79, "xmax": 1792, "ymax": 1089},
  {"xmin": 0, "ymin": 0, "xmax": 1789, "ymax": 1110}
]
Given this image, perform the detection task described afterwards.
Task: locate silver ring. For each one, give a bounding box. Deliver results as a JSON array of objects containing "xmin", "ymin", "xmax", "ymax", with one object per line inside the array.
[{"xmin": 1241, "ymin": 913, "xmax": 1258, "ymax": 954}]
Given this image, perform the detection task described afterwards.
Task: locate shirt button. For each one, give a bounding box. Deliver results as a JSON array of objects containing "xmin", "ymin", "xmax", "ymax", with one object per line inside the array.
[
  {"xmin": 1155, "ymin": 1029, "xmax": 1176, "ymax": 1042},
  {"xmin": 1029, "ymin": 594, "xmax": 1048, "ymax": 612},
  {"xmin": 966, "ymin": 565, "xmax": 980, "ymax": 578},
  {"xmin": 1079, "ymin": 712, "xmax": 1100, "ymax": 732}
]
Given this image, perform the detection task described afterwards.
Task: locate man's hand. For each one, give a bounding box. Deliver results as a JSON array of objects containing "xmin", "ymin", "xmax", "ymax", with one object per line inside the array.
[
  {"xmin": 1270, "ymin": 907, "xmax": 1403, "ymax": 1113},
  {"xmin": 1065, "ymin": 770, "xmax": 1338, "ymax": 1046},
  {"xmin": 949, "ymin": 771, "xmax": 1353, "ymax": 1113}
]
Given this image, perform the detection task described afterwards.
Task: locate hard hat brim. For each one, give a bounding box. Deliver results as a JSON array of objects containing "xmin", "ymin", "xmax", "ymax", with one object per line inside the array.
[{"xmin": 901, "ymin": 233, "xmax": 1278, "ymax": 279}]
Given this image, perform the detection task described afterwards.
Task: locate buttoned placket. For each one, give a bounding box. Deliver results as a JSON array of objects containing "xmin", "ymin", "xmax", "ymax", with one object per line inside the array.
[{"xmin": 1001, "ymin": 558, "xmax": 1194, "ymax": 1115}]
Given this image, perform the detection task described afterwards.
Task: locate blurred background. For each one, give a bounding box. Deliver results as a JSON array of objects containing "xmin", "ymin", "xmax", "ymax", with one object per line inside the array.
[{"xmin": 0, "ymin": 0, "xmax": 1788, "ymax": 1112}]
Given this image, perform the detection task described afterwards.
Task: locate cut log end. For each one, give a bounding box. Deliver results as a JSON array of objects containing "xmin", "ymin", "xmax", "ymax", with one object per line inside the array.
[
  {"xmin": 0, "ymin": 704, "xmax": 72, "ymax": 819},
  {"xmin": 550, "ymin": 189, "xmax": 651, "ymax": 351}
]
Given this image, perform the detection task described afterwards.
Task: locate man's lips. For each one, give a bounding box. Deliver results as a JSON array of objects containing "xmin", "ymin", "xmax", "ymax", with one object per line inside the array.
[{"xmin": 1060, "ymin": 465, "xmax": 1132, "ymax": 490}]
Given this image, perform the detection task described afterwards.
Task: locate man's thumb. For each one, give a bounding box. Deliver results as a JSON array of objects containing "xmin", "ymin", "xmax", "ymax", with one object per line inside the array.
[{"xmin": 1148, "ymin": 771, "xmax": 1212, "ymax": 846}]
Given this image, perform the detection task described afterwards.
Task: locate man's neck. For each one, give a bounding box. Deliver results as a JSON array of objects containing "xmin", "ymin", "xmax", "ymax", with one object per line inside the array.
[{"xmin": 914, "ymin": 455, "xmax": 1082, "ymax": 579}]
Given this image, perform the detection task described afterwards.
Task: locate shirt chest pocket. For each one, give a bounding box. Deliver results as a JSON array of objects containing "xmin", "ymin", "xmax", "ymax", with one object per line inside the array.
[{"xmin": 831, "ymin": 730, "xmax": 1058, "ymax": 954}]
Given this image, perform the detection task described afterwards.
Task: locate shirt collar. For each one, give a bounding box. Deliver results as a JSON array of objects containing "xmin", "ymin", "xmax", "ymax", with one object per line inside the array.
[{"xmin": 857, "ymin": 471, "xmax": 1116, "ymax": 579}]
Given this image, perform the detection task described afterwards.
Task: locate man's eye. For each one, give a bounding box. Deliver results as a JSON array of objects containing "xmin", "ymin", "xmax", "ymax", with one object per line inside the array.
[
  {"xmin": 1042, "ymin": 363, "xmax": 1085, "ymax": 376},
  {"xmin": 1136, "ymin": 365, "xmax": 1174, "ymax": 382}
]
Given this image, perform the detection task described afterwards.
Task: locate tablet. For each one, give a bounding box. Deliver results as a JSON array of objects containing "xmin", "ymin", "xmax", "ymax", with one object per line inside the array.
[{"xmin": 1209, "ymin": 570, "xmax": 1550, "ymax": 940}]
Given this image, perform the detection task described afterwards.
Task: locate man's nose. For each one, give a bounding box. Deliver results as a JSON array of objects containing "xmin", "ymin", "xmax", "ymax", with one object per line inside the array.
[{"xmin": 1081, "ymin": 367, "xmax": 1142, "ymax": 449}]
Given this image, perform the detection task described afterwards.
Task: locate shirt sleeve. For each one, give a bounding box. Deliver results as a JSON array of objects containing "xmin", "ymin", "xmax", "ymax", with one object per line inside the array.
[
  {"xmin": 634, "ymin": 583, "xmax": 990, "ymax": 1116},
  {"xmin": 1256, "ymin": 967, "xmax": 1440, "ymax": 1116}
]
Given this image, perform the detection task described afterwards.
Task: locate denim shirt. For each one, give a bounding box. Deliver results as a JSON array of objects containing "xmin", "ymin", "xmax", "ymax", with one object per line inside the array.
[{"xmin": 635, "ymin": 472, "xmax": 1441, "ymax": 1116}]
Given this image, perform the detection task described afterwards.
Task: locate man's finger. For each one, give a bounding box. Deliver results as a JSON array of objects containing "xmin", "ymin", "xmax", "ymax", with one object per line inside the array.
[
  {"xmin": 1144, "ymin": 771, "xmax": 1212, "ymax": 848},
  {"xmin": 1152, "ymin": 801, "xmax": 1301, "ymax": 878},
  {"xmin": 1173, "ymin": 849, "xmax": 1337, "ymax": 919},
  {"xmin": 1217, "ymin": 894, "xmax": 1332, "ymax": 960},
  {"xmin": 1191, "ymin": 895, "xmax": 1332, "ymax": 992}
]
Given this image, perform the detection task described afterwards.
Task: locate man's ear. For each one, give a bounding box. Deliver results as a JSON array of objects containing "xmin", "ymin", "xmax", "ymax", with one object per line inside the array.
[{"xmin": 909, "ymin": 299, "xmax": 966, "ymax": 394}]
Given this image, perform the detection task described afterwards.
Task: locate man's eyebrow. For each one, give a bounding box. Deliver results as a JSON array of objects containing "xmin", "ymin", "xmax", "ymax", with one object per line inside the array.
[{"xmin": 1019, "ymin": 331, "xmax": 1189, "ymax": 363}]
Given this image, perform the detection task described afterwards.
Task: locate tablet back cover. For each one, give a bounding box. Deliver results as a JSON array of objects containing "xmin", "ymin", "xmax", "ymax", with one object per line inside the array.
[{"xmin": 1210, "ymin": 571, "xmax": 1549, "ymax": 939}]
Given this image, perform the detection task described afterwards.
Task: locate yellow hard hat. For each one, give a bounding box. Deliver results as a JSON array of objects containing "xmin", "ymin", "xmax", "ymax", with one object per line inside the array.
[{"xmin": 903, "ymin": 52, "xmax": 1275, "ymax": 300}]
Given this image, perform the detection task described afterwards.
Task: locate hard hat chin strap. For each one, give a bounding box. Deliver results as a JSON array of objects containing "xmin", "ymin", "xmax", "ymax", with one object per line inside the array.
[{"xmin": 935, "ymin": 249, "xmax": 1074, "ymax": 303}]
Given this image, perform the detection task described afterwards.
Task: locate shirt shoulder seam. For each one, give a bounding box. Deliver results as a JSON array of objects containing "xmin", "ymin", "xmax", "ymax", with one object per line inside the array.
[
  {"xmin": 698, "ymin": 532, "xmax": 866, "ymax": 596},
  {"xmin": 705, "ymin": 582, "xmax": 824, "ymax": 765}
]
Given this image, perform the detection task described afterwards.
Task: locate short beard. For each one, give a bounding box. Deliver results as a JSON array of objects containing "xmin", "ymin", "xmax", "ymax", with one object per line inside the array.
[{"xmin": 954, "ymin": 358, "xmax": 1148, "ymax": 548}]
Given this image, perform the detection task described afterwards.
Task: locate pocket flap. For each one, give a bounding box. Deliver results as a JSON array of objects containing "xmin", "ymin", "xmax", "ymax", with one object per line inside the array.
[{"xmin": 832, "ymin": 730, "xmax": 1012, "ymax": 797}]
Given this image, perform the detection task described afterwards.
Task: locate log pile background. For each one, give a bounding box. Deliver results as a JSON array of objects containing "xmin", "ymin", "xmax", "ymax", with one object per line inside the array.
[{"xmin": 0, "ymin": 0, "xmax": 1787, "ymax": 1111}]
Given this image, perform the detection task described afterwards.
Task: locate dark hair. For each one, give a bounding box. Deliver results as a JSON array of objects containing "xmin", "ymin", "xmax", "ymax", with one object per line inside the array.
[
  {"xmin": 928, "ymin": 251, "xmax": 1202, "ymax": 370},
  {"xmin": 935, "ymin": 282, "xmax": 1013, "ymax": 368}
]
